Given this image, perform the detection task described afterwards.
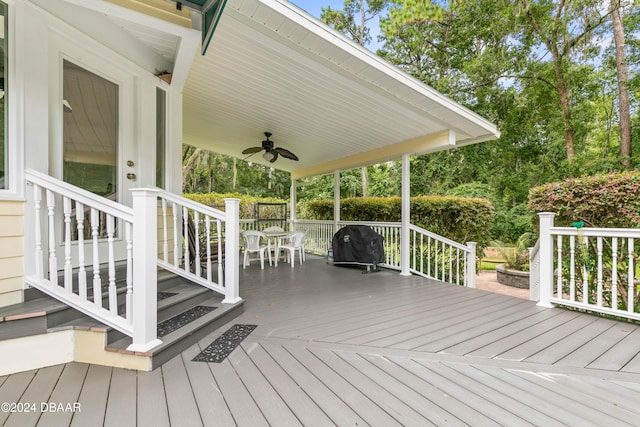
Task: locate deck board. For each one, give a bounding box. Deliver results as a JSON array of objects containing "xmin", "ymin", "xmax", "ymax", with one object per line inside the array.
[
  {"xmin": 180, "ymin": 344, "xmax": 236, "ymax": 427},
  {"xmin": 70, "ymin": 364, "xmax": 111, "ymax": 427},
  {"xmin": 161, "ymin": 354, "xmax": 204, "ymax": 427},
  {"xmin": 283, "ymin": 344, "xmax": 403, "ymax": 427},
  {"xmin": 37, "ymin": 363, "xmax": 89, "ymax": 427},
  {"xmin": 3, "ymin": 364, "xmax": 64, "ymax": 427},
  {"xmin": 104, "ymin": 367, "xmax": 137, "ymax": 426},
  {"xmin": 586, "ymin": 325, "xmax": 640, "ymax": 371},
  {"xmin": 308, "ymin": 347, "xmax": 433, "ymax": 426},
  {"xmin": 3, "ymin": 256, "xmax": 640, "ymax": 425},
  {"xmin": 137, "ymin": 366, "xmax": 171, "ymax": 427}
]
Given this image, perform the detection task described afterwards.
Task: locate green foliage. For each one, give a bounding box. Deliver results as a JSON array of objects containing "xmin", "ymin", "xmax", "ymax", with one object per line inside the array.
[
  {"xmin": 305, "ymin": 195, "xmax": 494, "ymax": 247},
  {"xmin": 528, "ymin": 171, "xmax": 640, "ymax": 228},
  {"xmin": 183, "ymin": 193, "xmax": 287, "ymax": 220}
]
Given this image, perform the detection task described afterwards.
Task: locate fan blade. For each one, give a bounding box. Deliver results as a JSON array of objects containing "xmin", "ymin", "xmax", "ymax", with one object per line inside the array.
[
  {"xmin": 273, "ymin": 147, "xmax": 299, "ymax": 161},
  {"xmin": 241, "ymin": 146, "xmax": 263, "ymax": 155}
]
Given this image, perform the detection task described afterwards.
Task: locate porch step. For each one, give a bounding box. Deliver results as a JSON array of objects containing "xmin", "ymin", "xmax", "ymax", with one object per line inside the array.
[{"xmin": 0, "ymin": 269, "xmax": 244, "ymax": 371}]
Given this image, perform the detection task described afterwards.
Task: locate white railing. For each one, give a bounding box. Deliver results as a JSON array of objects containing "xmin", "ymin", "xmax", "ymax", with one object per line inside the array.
[
  {"xmin": 24, "ymin": 170, "xmax": 160, "ymax": 351},
  {"xmin": 288, "ymin": 219, "xmax": 476, "ymax": 287},
  {"xmin": 24, "ymin": 170, "xmax": 241, "ymax": 352},
  {"xmin": 538, "ymin": 212, "xmax": 640, "ymax": 321},
  {"xmin": 409, "ymin": 224, "xmax": 476, "ymax": 288},
  {"xmin": 157, "ymin": 192, "xmax": 240, "ymax": 303}
]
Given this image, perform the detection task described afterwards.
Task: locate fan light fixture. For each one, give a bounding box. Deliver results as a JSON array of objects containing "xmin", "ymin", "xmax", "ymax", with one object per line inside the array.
[
  {"xmin": 263, "ymin": 151, "xmax": 276, "ymax": 162},
  {"xmin": 241, "ymin": 132, "xmax": 299, "ymax": 163}
]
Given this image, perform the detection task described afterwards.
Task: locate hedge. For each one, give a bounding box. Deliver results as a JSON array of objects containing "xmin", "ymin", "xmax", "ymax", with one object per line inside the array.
[
  {"xmin": 183, "ymin": 193, "xmax": 287, "ymax": 219},
  {"xmin": 306, "ymin": 196, "xmax": 494, "ymax": 246},
  {"xmin": 528, "ymin": 171, "xmax": 640, "ymax": 228}
]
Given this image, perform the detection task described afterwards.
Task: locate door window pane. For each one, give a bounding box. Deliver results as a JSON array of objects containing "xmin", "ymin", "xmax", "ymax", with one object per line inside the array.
[
  {"xmin": 156, "ymin": 87, "xmax": 166, "ymax": 189},
  {"xmin": 63, "ymin": 60, "xmax": 118, "ymax": 199}
]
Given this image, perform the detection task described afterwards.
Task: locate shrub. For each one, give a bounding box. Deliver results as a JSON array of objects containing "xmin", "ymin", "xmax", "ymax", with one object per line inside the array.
[
  {"xmin": 528, "ymin": 171, "xmax": 640, "ymax": 228},
  {"xmin": 305, "ymin": 196, "xmax": 494, "ymax": 247}
]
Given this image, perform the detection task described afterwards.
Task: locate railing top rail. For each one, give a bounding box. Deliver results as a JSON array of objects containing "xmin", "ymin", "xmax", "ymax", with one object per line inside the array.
[
  {"xmin": 551, "ymin": 226, "xmax": 640, "ymax": 238},
  {"xmin": 529, "ymin": 238, "xmax": 540, "ymax": 258},
  {"xmin": 25, "ymin": 169, "xmax": 134, "ymax": 222},
  {"xmin": 292, "ymin": 219, "xmax": 334, "ymax": 225},
  {"xmin": 158, "ymin": 190, "xmax": 226, "ymax": 221},
  {"xmin": 338, "ymin": 220, "xmax": 402, "ymax": 228},
  {"xmin": 409, "ymin": 223, "xmax": 471, "ymax": 252}
]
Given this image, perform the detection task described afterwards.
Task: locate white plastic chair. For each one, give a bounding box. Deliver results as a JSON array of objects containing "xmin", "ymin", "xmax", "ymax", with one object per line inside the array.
[
  {"xmin": 277, "ymin": 231, "xmax": 305, "ymax": 268},
  {"xmin": 242, "ymin": 230, "xmax": 271, "ymax": 269}
]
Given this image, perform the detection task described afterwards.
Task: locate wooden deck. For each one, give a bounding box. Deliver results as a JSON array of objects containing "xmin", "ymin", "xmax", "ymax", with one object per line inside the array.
[{"xmin": 2, "ymin": 255, "xmax": 640, "ymax": 426}]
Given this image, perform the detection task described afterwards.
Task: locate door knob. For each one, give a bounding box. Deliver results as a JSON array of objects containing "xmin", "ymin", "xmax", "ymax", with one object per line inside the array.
[{"xmin": 126, "ymin": 173, "xmax": 136, "ymax": 181}]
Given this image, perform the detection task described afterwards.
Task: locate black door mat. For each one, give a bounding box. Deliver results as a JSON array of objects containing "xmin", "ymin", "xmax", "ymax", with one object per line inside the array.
[
  {"xmin": 192, "ymin": 324, "xmax": 257, "ymax": 363},
  {"xmin": 157, "ymin": 306, "xmax": 217, "ymax": 338},
  {"xmin": 157, "ymin": 292, "xmax": 178, "ymax": 301}
]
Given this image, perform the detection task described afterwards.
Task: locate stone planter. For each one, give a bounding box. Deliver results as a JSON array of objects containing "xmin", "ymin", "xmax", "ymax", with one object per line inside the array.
[{"xmin": 495, "ymin": 264, "xmax": 530, "ymax": 289}]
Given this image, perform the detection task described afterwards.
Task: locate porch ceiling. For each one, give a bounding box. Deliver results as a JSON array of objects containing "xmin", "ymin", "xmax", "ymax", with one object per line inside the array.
[{"xmin": 183, "ymin": 0, "xmax": 500, "ymax": 179}]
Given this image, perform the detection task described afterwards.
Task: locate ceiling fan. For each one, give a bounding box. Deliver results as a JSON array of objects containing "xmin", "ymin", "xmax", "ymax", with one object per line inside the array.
[{"xmin": 241, "ymin": 132, "xmax": 299, "ymax": 163}]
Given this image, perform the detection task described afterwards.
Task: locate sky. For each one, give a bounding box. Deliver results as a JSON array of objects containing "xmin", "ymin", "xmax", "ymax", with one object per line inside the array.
[{"xmin": 289, "ymin": 0, "xmax": 344, "ymax": 19}]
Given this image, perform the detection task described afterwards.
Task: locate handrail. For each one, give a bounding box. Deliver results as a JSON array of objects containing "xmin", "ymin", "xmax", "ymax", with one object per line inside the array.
[
  {"xmin": 409, "ymin": 223, "xmax": 471, "ymax": 252},
  {"xmin": 25, "ymin": 169, "xmax": 133, "ymax": 222},
  {"xmin": 551, "ymin": 226, "xmax": 640, "ymax": 238},
  {"xmin": 158, "ymin": 190, "xmax": 226, "ymax": 222}
]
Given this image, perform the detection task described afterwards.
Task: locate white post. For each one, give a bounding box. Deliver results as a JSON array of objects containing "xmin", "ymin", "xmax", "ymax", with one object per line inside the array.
[
  {"xmin": 333, "ymin": 170, "xmax": 340, "ymax": 234},
  {"xmin": 400, "ymin": 154, "xmax": 411, "ymax": 276},
  {"xmin": 128, "ymin": 188, "xmax": 162, "ymax": 352},
  {"xmin": 466, "ymin": 242, "xmax": 477, "ymax": 288},
  {"xmin": 223, "ymin": 198, "xmax": 242, "ymax": 304},
  {"xmin": 290, "ymin": 177, "xmax": 297, "ymax": 231},
  {"xmin": 538, "ymin": 212, "xmax": 555, "ymax": 308}
]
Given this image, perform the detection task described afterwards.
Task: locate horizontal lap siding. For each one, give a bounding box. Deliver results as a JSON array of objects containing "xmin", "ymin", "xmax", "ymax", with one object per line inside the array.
[{"xmin": 0, "ymin": 201, "xmax": 24, "ymax": 307}]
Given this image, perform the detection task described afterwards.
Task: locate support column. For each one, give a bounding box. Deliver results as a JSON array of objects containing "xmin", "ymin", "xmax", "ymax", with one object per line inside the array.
[
  {"xmin": 400, "ymin": 154, "xmax": 411, "ymax": 276},
  {"xmin": 538, "ymin": 212, "xmax": 556, "ymax": 308},
  {"xmin": 223, "ymin": 198, "xmax": 242, "ymax": 304},
  {"xmin": 128, "ymin": 188, "xmax": 162, "ymax": 352},
  {"xmin": 290, "ymin": 177, "xmax": 297, "ymax": 231},
  {"xmin": 333, "ymin": 170, "xmax": 340, "ymax": 234},
  {"xmin": 466, "ymin": 242, "xmax": 477, "ymax": 288}
]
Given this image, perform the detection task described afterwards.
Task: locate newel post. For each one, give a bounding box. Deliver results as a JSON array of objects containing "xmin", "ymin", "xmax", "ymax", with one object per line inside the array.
[
  {"xmin": 538, "ymin": 212, "xmax": 555, "ymax": 308},
  {"xmin": 400, "ymin": 154, "xmax": 411, "ymax": 276},
  {"xmin": 128, "ymin": 188, "xmax": 162, "ymax": 352},
  {"xmin": 466, "ymin": 242, "xmax": 477, "ymax": 288},
  {"xmin": 223, "ymin": 198, "xmax": 242, "ymax": 304}
]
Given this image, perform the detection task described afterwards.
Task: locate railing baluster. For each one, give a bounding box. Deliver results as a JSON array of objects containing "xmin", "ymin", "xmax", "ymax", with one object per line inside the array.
[
  {"xmin": 173, "ymin": 202, "xmax": 179, "ymax": 267},
  {"xmin": 107, "ymin": 215, "xmax": 117, "ymax": 315},
  {"xmin": 205, "ymin": 215, "xmax": 212, "ymax": 282},
  {"xmin": 194, "ymin": 210, "xmax": 201, "ymax": 277},
  {"xmin": 33, "ymin": 184, "xmax": 44, "ymax": 280},
  {"xmin": 63, "ymin": 197, "xmax": 72, "ymax": 293},
  {"xmin": 91, "ymin": 208, "xmax": 102, "ymax": 309},
  {"xmin": 183, "ymin": 206, "xmax": 190, "ymax": 272},
  {"xmin": 427, "ymin": 237, "xmax": 431, "ymax": 277},
  {"xmin": 569, "ymin": 235, "xmax": 575, "ymax": 301},
  {"xmin": 420, "ymin": 233, "xmax": 424, "ymax": 274},
  {"xmin": 162, "ymin": 199, "xmax": 168, "ymax": 264},
  {"xmin": 46, "ymin": 190, "xmax": 58, "ymax": 285},
  {"xmin": 126, "ymin": 222, "xmax": 133, "ymax": 321},
  {"xmin": 596, "ymin": 236, "xmax": 603, "ymax": 306},
  {"xmin": 76, "ymin": 202, "xmax": 87, "ymax": 300},
  {"xmin": 612, "ymin": 237, "xmax": 618, "ymax": 310},
  {"xmin": 217, "ymin": 219, "xmax": 223, "ymax": 285},
  {"xmin": 448, "ymin": 244, "xmax": 453, "ymax": 284},
  {"xmin": 628, "ymin": 237, "xmax": 634, "ymax": 314},
  {"xmin": 556, "ymin": 235, "xmax": 562, "ymax": 298},
  {"xmin": 582, "ymin": 235, "xmax": 589, "ymax": 304}
]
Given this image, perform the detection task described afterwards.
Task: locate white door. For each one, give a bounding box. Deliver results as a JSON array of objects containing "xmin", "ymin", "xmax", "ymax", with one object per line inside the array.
[{"xmin": 50, "ymin": 40, "xmax": 141, "ymax": 268}]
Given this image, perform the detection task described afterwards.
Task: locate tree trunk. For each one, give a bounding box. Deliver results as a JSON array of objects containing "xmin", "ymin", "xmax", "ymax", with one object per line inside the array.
[
  {"xmin": 611, "ymin": 0, "xmax": 632, "ymax": 169},
  {"xmin": 232, "ymin": 157, "xmax": 237, "ymax": 190},
  {"xmin": 182, "ymin": 147, "xmax": 203, "ymax": 191},
  {"xmin": 550, "ymin": 47, "xmax": 576, "ymax": 166},
  {"xmin": 361, "ymin": 166, "xmax": 368, "ymax": 197}
]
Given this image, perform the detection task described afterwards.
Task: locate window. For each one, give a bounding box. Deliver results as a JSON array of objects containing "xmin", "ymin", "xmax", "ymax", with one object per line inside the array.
[
  {"xmin": 0, "ymin": 3, "xmax": 7, "ymax": 190},
  {"xmin": 156, "ymin": 87, "xmax": 167, "ymax": 189}
]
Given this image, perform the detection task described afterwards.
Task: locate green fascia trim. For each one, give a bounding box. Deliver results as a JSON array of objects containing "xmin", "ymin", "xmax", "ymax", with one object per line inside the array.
[{"xmin": 201, "ymin": 0, "xmax": 227, "ymax": 55}]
